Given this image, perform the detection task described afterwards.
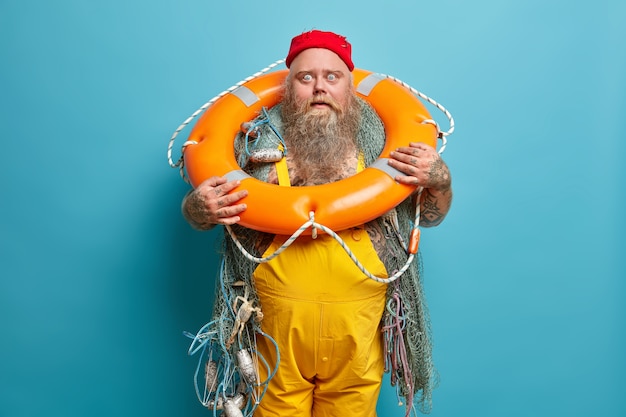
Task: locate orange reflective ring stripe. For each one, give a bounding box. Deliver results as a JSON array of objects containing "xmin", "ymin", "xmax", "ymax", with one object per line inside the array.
[{"xmin": 184, "ymin": 68, "xmax": 437, "ymax": 235}]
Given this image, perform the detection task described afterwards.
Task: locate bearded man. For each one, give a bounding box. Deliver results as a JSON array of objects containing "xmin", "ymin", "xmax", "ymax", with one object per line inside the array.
[{"xmin": 182, "ymin": 30, "xmax": 452, "ymax": 417}]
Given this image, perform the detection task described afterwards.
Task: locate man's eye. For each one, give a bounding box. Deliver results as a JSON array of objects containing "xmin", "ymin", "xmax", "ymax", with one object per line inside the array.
[
  {"xmin": 302, "ymin": 74, "xmax": 313, "ymax": 82},
  {"xmin": 327, "ymin": 73, "xmax": 337, "ymax": 81}
]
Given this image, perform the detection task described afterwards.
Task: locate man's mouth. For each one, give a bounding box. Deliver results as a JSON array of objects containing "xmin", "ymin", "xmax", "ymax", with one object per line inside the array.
[
  {"xmin": 311, "ymin": 101, "xmax": 331, "ymax": 108},
  {"xmin": 308, "ymin": 96, "xmax": 339, "ymax": 111}
]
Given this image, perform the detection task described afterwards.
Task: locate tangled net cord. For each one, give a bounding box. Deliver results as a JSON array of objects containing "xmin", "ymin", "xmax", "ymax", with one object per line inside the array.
[
  {"xmin": 168, "ymin": 60, "xmax": 454, "ymax": 282},
  {"xmin": 184, "ymin": 260, "xmax": 281, "ymax": 414}
]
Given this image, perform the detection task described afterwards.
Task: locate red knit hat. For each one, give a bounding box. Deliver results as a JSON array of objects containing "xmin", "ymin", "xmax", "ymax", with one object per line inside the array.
[{"xmin": 285, "ymin": 30, "xmax": 354, "ymax": 71}]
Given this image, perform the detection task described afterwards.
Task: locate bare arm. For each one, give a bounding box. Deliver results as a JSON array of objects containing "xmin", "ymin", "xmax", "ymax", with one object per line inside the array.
[
  {"xmin": 388, "ymin": 142, "xmax": 453, "ymax": 227},
  {"xmin": 181, "ymin": 176, "xmax": 249, "ymax": 230}
]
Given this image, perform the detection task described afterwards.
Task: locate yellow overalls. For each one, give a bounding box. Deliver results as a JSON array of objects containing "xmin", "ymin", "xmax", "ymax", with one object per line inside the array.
[{"xmin": 253, "ymin": 155, "xmax": 389, "ymax": 417}]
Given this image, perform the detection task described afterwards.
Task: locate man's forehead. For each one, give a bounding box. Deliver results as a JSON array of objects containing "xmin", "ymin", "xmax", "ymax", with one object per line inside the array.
[{"xmin": 288, "ymin": 48, "xmax": 350, "ymax": 73}]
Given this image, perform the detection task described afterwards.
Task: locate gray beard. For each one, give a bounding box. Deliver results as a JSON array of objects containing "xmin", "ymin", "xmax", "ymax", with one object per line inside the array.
[{"xmin": 281, "ymin": 85, "xmax": 361, "ymax": 186}]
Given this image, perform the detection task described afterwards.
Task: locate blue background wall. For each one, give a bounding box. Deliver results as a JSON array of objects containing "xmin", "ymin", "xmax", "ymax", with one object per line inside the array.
[{"xmin": 1, "ymin": 0, "xmax": 624, "ymax": 416}]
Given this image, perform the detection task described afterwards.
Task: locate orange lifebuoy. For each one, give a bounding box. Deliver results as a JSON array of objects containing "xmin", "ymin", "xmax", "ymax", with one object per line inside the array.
[{"xmin": 184, "ymin": 68, "xmax": 438, "ymax": 235}]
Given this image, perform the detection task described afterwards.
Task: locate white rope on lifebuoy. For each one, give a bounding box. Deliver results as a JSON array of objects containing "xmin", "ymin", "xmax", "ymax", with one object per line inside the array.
[{"xmin": 378, "ymin": 73, "xmax": 455, "ymax": 138}]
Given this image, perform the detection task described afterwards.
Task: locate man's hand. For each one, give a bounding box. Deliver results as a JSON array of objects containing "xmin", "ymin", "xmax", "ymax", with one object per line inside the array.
[
  {"xmin": 388, "ymin": 142, "xmax": 451, "ymax": 191},
  {"xmin": 182, "ymin": 176, "xmax": 248, "ymax": 230},
  {"xmin": 388, "ymin": 142, "xmax": 453, "ymax": 227}
]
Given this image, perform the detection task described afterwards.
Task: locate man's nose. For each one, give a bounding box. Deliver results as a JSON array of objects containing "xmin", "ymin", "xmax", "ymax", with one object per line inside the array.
[{"xmin": 313, "ymin": 78, "xmax": 327, "ymax": 95}]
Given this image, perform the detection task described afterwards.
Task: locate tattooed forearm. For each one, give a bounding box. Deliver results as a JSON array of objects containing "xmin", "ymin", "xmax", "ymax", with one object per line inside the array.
[
  {"xmin": 417, "ymin": 155, "xmax": 453, "ymax": 227},
  {"xmin": 419, "ymin": 187, "xmax": 452, "ymax": 227}
]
